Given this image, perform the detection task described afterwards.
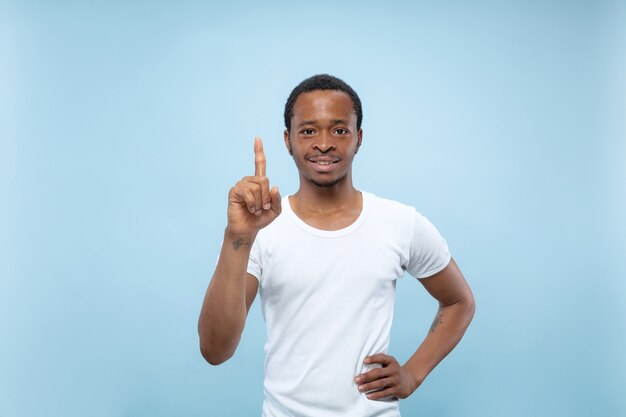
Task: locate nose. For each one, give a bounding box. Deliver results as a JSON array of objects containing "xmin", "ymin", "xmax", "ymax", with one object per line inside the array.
[{"xmin": 314, "ymin": 131, "xmax": 336, "ymax": 153}]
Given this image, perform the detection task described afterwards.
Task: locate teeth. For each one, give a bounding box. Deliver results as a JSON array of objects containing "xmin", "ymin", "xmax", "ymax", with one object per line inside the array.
[{"xmin": 310, "ymin": 160, "xmax": 336, "ymax": 165}]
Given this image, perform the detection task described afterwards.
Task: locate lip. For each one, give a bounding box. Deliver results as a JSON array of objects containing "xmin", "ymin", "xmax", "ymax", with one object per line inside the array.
[{"xmin": 306, "ymin": 157, "xmax": 340, "ymax": 173}]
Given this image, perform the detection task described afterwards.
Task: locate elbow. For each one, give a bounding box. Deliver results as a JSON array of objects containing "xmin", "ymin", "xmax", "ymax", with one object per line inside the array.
[
  {"xmin": 204, "ymin": 354, "xmax": 230, "ymax": 366},
  {"xmin": 445, "ymin": 290, "xmax": 475, "ymax": 326},
  {"xmin": 200, "ymin": 336, "xmax": 235, "ymax": 366},
  {"xmin": 464, "ymin": 290, "xmax": 476, "ymax": 324},
  {"xmin": 197, "ymin": 318, "xmax": 243, "ymax": 366},
  {"xmin": 200, "ymin": 341, "xmax": 234, "ymax": 366}
]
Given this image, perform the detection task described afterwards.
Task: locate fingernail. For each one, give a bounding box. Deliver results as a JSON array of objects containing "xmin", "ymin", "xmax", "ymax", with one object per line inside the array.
[
  {"xmin": 358, "ymin": 385, "xmax": 365, "ymax": 391},
  {"xmin": 354, "ymin": 376, "xmax": 361, "ymax": 383},
  {"xmin": 255, "ymin": 210, "xmax": 262, "ymax": 216},
  {"xmin": 263, "ymin": 203, "xmax": 270, "ymax": 210}
]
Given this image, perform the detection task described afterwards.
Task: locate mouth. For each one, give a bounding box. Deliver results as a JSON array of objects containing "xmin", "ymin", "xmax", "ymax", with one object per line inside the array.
[{"xmin": 306, "ymin": 156, "xmax": 340, "ymax": 172}]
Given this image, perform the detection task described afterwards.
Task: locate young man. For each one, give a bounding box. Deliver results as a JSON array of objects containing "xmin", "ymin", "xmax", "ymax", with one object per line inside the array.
[{"xmin": 198, "ymin": 74, "xmax": 475, "ymax": 416}]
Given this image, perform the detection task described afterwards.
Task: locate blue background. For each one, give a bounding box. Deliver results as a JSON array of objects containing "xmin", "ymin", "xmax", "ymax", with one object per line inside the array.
[{"xmin": 1, "ymin": 1, "xmax": 625, "ymax": 416}]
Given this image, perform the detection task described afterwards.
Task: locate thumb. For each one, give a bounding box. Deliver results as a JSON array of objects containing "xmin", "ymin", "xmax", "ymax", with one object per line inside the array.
[{"xmin": 270, "ymin": 186, "xmax": 282, "ymax": 215}]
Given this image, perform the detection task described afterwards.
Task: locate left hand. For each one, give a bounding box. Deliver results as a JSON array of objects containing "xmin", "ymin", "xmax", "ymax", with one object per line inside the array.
[{"xmin": 354, "ymin": 354, "xmax": 419, "ymax": 400}]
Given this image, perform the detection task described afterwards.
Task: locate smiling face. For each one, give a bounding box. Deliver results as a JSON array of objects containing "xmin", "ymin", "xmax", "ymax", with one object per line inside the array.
[{"xmin": 284, "ymin": 90, "xmax": 363, "ymax": 189}]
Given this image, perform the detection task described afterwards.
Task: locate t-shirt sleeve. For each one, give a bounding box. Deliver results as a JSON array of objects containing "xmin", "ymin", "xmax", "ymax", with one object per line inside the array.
[
  {"xmin": 246, "ymin": 238, "xmax": 262, "ymax": 281},
  {"xmin": 405, "ymin": 210, "xmax": 451, "ymax": 279}
]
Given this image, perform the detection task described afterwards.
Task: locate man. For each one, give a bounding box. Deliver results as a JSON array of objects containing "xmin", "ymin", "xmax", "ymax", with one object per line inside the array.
[{"xmin": 198, "ymin": 74, "xmax": 475, "ymax": 416}]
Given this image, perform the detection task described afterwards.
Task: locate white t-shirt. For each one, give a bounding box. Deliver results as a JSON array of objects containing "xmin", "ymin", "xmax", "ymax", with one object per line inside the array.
[{"xmin": 247, "ymin": 191, "xmax": 451, "ymax": 417}]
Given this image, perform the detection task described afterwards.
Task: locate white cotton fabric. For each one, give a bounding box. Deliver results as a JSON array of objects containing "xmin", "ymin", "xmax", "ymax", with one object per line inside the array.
[{"xmin": 247, "ymin": 191, "xmax": 451, "ymax": 417}]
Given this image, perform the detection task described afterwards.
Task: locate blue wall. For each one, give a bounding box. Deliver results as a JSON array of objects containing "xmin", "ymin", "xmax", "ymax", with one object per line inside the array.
[{"xmin": 1, "ymin": 1, "xmax": 624, "ymax": 416}]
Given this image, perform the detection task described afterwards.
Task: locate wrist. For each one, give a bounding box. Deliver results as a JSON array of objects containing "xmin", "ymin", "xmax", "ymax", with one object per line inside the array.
[
  {"xmin": 224, "ymin": 227, "xmax": 257, "ymax": 245},
  {"xmin": 402, "ymin": 363, "xmax": 427, "ymax": 393}
]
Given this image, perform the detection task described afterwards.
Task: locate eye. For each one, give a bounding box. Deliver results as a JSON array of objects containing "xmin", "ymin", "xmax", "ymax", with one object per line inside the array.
[
  {"xmin": 334, "ymin": 128, "xmax": 349, "ymax": 135},
  {"xmin": 301, "ymin": 128, "xmax": 316, "ymax": 136}
]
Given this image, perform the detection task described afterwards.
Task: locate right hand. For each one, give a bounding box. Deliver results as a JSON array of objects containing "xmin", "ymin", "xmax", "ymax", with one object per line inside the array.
[{"xmin": 227, "ymin": 137, "xmax": 282, "ymax": 237}]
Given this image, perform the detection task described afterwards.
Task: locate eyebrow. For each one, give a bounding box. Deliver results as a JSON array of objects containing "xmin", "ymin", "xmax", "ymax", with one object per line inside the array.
[
  {"xmin": 297, "ymin": 119, "xmax": 348, "ymax": 128},
  {"xmin": 297, "ymin": 120, "xmax": 317, "ymax": 128}
]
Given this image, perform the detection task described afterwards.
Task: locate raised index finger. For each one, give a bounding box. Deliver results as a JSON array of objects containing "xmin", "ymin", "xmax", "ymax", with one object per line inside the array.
[{"xmin": 254, "ymin": 137, "xmax": 266, "ymax": 177}]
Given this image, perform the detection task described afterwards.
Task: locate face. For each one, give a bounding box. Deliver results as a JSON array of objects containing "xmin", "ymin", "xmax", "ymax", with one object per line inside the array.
[{"xmin": 284, "ymin": 90, "xmax": 363, "ymax": 189}]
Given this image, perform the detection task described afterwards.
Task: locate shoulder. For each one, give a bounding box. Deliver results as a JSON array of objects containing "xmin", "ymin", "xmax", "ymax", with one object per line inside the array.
[
  {"xmin": 361, "ymin": 191, "xmax": 422, "ymax": 240},
  {"xmin": 363, "ymin": 191, "xmax": 418, "ymax": 219},
  {"xmin": 362, "ymin": 191, "xmax": 446, "ymax": 240}
]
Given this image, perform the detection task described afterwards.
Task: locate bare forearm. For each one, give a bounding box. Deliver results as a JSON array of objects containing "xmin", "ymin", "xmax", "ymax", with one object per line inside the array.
[
  {"xmin": 199, "ymin": 138, "xmax": 280, "ymax": 365},
  {"xmin": 198, "ymin": 228, "xmax": 256, "ymax": 365},
  {"xmin": 403, "ymin": 296, "xmax": 475, "ymax": 387}
]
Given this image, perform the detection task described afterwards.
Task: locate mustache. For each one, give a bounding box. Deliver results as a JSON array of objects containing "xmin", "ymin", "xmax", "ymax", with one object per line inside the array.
[{"xmin": 305, "ymin": 153, "xmax": 341, "ymax": 160}]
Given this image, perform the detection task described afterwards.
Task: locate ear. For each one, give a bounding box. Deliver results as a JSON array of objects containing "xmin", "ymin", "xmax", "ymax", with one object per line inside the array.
[
  {"xmin": 355, "ymin": 128, "xmax": 363, "ymax": 154},
  {"xmin": 284, "ymin": 129, "xmax": 293, "ymax": 155}
]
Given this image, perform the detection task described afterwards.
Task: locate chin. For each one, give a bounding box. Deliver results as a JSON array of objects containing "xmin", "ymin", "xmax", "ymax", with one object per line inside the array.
[{"xmin": 309, "ymin": 176, "xmax": 345, "ymax": 188}]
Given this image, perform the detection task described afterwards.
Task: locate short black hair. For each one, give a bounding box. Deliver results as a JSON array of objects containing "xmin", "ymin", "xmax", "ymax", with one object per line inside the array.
[{"xmin": 284, "ymin": 74, "xmax": 362, "ymax": 132}]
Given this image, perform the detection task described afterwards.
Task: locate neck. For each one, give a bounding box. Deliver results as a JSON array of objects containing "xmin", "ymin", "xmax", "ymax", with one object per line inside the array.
[{"xmin": 293, "ymin": 175, "xmax": 360, "ymax": 213}]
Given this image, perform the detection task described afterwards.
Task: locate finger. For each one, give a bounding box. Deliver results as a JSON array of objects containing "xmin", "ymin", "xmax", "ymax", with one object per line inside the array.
[
  {"xmin": 260, "ymin": 176, "xmax": 270, "ymax": 210},
  {"xmin": 242, "ymin": 176, "xmax": 270, "ymax": 211},
  {"xmin": 364, "ymin": 354, "xmax": 394, "ymax": 366},
  {"xmin": 355, "ymin": 367, "xmax": 390, "ymax": 384},
  {"xmin": 233, "ymin": 187, "xmax": 259, "ymax": 214},
  {"xmin": 247, "ymin": 182, "xmax": 263, "ymax": 215},
  {"xmin": 270, "ymin": 186, "xmax": 282, "ymax": 214},
  {"xmin": 358, "ymin": 377, "xmax": 394, "ymax": 394},
  {"xmin": 366, "ymin": 387, "xmax": 396, "ymax": 401},
  {"xmin": 254, "ymin": 137, "xmax": 266, "ymax": 177},
  {"xmin": 236, "ymin": 182, "xmax": 263, "ymax": 214}
]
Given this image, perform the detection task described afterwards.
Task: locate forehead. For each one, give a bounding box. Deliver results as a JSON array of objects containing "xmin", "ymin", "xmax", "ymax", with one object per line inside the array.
[{"xmin": 292, "ymin": 90, "xmax": 356, "ymax": 122}]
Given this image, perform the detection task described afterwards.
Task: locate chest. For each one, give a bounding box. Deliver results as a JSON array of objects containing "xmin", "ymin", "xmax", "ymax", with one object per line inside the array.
[
  {"xmin": 294, "ymin": 208, "xmax": 362, "ymax": 231},
  {"xmin": 258, "ymin": 230, "xmax": 407, "ymax": 305}
]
